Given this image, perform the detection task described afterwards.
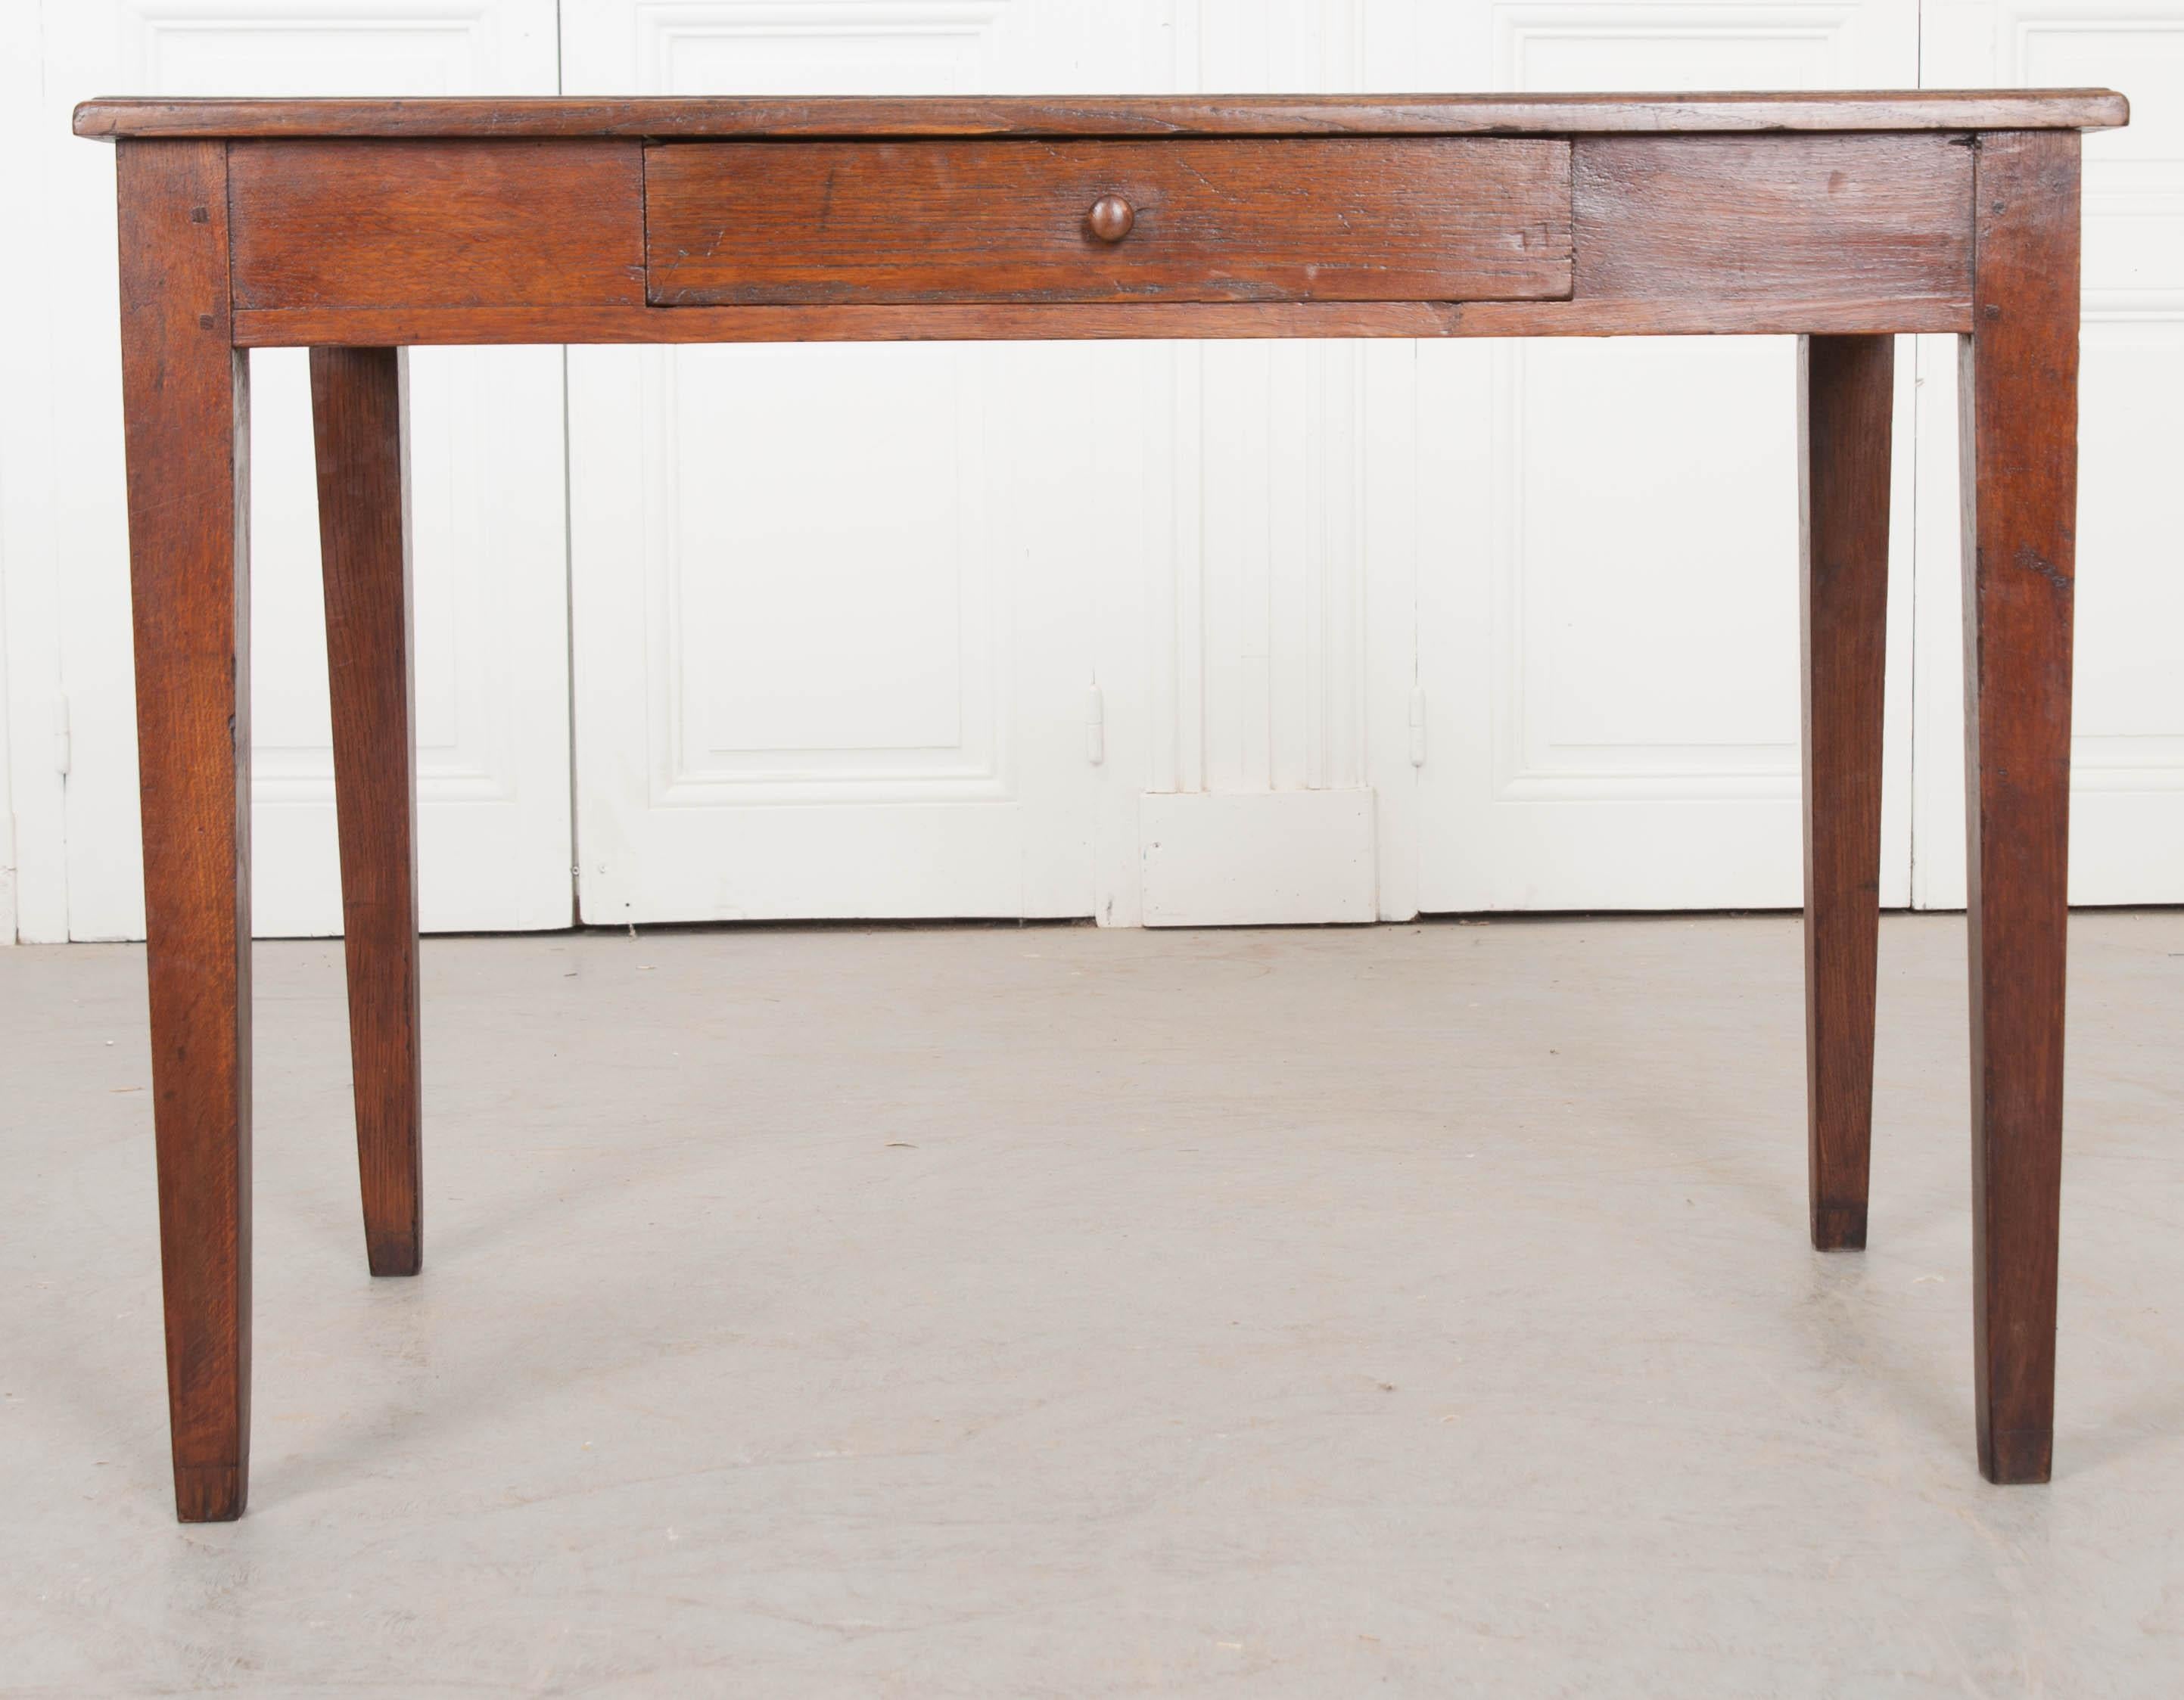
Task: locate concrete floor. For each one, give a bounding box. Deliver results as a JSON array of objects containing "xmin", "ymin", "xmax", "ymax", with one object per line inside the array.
[{"xmin": 2, "ymin": 913, "xmax": 2181, "ymax": 1696}]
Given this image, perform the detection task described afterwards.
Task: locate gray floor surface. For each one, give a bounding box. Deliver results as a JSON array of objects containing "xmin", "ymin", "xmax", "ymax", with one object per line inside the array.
[{"xmin": 2, "ymin": 913, "xmax": 2180, "ymax": 1697}]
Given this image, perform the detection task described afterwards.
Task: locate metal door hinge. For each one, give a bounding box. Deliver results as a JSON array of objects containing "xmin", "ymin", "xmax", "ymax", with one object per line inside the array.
[
  {"xmin": 1408, "ymin": 686, "xmax": 1426, "ymax": 767},
  {"xmin": 1086, "ymin": 683, "xmax": 1106, "ymax": 765}
]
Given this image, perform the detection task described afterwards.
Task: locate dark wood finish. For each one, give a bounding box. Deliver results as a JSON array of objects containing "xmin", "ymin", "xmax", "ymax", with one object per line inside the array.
[
  {"xmin": 1959, "ymin": 129, "xmax": 2083, "ymax": 1487},
  {"xmin": 82, "ymin": 92, "xmax": 2123, "ymax": 1512},
  {"xmin": 644, "ymin": 139, "xmax": 1573, "ymax": 306},
  {"xmin": 311, "ymin": 347, "xmax": 423, "ymax": 1279},
  {"xmin": 73, "ymin": 89, "xmax": 2130, "ymax": 140},
  {"xmin": 1087, "ymin": 194, "xmax": 1134, "ymax": 244},
  {"xmin": 1799, "ymin": 334, "xmax": 1894, "ymax": 1254},
  {"xmin": 220, "ymin": 131, "xmax": 1977, "ymax": 337},
  {"xmin": 1575, "ymin": 135, "xmax": 1972, "ymax": 318},
  {"xmin": 229, "ymin": 295, "xmax": 1975, "ymax": 350},
  {"xmin": 230, "ymin": 140, "xmax": 643, "ymax": 310},
  {"xmin": 116, "ymin": 138, "xmax": 254, "ymax": 1524}
]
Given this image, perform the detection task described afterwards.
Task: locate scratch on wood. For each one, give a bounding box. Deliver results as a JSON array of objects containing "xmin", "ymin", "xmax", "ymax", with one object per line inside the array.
[{"xmin": 2013, "ymin": 543, "xmax": 2072, "ymax": 592}]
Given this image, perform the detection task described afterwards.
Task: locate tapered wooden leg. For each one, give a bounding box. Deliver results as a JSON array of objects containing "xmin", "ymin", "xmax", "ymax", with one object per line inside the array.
[
  {"xmin": 118, "ymin": 139, "xmax": 254, "ymax": 1523},
  {"xmin": 1960, "ymin": 131, "xmax": 2081, "ymax": 1486},
  {"xmin": 311, "ymin": 347, "xmax": 423, "ymax": 1278},
  {"xmin": 1798, "ymin": 334, "xmax": 1893, "ymax": 1253}
]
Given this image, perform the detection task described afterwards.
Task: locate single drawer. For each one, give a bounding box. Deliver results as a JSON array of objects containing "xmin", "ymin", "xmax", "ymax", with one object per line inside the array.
[{"xmin": 644, "ymin": 138, "xmax": 1573, "ymax": 306}]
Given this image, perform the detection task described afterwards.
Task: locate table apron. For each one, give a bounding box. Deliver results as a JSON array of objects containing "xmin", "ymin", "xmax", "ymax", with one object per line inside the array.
[{"xmin": 216, "ymin": 130, "xmax": 1977, "ymax": 344}]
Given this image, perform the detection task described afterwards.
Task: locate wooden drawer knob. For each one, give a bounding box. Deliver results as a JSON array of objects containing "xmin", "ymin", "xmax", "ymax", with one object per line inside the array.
[{"xmin": 1087, "ymin": 194, "xmax": 1135, "ymax": 243}]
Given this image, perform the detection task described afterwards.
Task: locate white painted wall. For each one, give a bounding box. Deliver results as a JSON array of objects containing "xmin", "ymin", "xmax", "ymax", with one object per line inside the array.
[
  {"xmin": 0, "ymin": 0, "xmax": 19, "ymax": 946},
  {"xmin": 0, "ymin": 0, "xmax": 52, "ymax": 948},
  {"xmin": 0, "ymin": 555, "xmax": 14, "ymax": 950},
  {"xmin": 4, "ymin": 0, "xmax": 2179, "ymax": 940}
]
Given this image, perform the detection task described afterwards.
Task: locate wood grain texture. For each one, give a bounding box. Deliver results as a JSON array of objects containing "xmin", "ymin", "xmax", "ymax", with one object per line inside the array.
[
  {"xmin": 232, "ymin": 294, "xmax": 1973, "ymax": 350},
  {"xmin": 92, "ymin": 101, "xmax": 2110, "ymax": 1506},
  {"xmin": 1799, "ymin": 334, "xmax": 1893, "ymax": 1255},
  {"xmin": 73, "ymin": 89, "xmax": 2131, "ymax": 140},
  {"xmin": 311, "ymin": 347, "xmax": 423, "ymax": 1280},
  {"xmin": 1959, "ymin": 130, "xmax": 2082, "ymax": 1487},
  {"xmin": 1575, "ymin": 135, "xmax": 1973, "ymax": 318},
  {"xmin": 645, "ymin": 138, "xmax": 1572, "ymax": 306},
  {"xmin": 230, "ymin": 140, "xmax": 643, "ymax": 310},
  {"xmin": 117, "ymin": 138, "xmax": 254, "ymax": 1524}
]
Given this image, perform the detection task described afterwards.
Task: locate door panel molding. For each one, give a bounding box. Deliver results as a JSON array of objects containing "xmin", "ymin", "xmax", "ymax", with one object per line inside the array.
[
  {"xmin": 24, "ymin": 0, "xmax": 571, "ymax": 940},
  {"xmin": 1915, "ymin": 0, "xmax": 2184, "ymax": 905},
  {"xmin": 1418, "ymin": 0, "xmax": 1918, "ymax": 912}
]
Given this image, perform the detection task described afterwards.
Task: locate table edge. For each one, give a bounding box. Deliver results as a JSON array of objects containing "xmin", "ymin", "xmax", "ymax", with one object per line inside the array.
[{"xmin": 73, "ymin": 89, "xmax": 2130, "ymax": 140}]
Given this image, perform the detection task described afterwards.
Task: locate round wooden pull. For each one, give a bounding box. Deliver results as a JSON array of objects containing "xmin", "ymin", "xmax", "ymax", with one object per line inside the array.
[{"xmin": 1087, "ymin": 194, "xmax": 1135, "ymax": 243}]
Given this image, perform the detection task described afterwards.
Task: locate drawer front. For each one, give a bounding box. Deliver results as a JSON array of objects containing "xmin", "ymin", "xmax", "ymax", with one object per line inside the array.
[{"xmin": 645, "ymin": 138, "xmax": 1572, "ymax": 306}]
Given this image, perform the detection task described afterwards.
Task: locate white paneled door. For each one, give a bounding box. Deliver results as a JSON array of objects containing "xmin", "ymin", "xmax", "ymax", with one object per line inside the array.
[
  {"xmin": 14, "ymin": 0, "xmax": 574, "ymax": 940},
  {"xmin": 8, "ymin": 0, "xmax": 2182, "ymax": 941},
  {"xmin": 1918, "ymin": 0, "xmax": 2184, "ymax": 905},
  {"xmin": 567, "ymin": 336, "xmax": 1156, "ymax": 922},
  {"xmin": 562, "ymin": 1, "xmax": 1181, "ymax": 923},
  {"xmin": 1411, "ymin": 1, "xmax": 1921, "ymax": 911},
  {"xmin": 561, "ymin": 1, "xmax": 1433, "ymax": 928}
]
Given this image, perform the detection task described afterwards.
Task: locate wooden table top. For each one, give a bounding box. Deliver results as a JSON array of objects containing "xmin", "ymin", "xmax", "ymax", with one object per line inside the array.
[
  {"xmin": 92, "ymin": 75, "xmax": 2113, "ymax": 1521},
  {"xmin": 74, "ymin": 89, "xmax": 2128, "ymax": 141}
]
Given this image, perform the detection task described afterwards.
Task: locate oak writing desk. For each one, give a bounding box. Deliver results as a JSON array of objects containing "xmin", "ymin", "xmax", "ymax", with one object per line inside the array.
[{"xmin": 75, "ymin": 89, "xmax": 2128, "ymax": 1520}]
